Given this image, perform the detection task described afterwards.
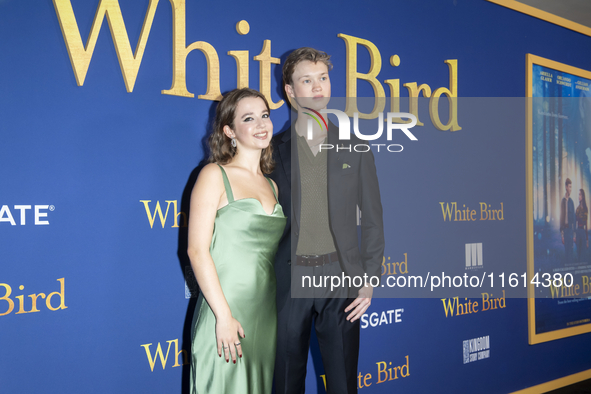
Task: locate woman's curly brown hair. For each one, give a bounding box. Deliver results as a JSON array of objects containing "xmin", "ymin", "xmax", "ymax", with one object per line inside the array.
[{"xmin": 208, "ymin": 88, "xmax": 274, "ymax": 174}]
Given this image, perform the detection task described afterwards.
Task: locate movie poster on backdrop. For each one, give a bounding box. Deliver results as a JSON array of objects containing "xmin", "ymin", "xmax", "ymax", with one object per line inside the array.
[{"xmin": 527, "ymin": 54, "xmax": 591, "ymax": 344}]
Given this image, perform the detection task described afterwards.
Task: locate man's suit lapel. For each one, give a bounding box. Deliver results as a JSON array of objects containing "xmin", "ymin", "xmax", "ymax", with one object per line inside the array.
[
  {"xmin": 278, "ymin": 129, "xmax": 301, "ymax": 231},
  {"xmin": 278, "ymin": 131, "xmax": 291, "ymax": 185},
  {"xmin": 327, "ymin": 124, "xmax": 342, "ymax": 220}
]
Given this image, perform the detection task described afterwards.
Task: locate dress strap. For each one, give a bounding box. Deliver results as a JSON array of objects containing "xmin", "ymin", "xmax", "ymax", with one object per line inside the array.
[
  {"xmin": 266, "ymin": 177, "xmax": 278, "ymax": 202},
  {"xmin": 216, "ymin": 164, "xmax": 234, "ymax": 203}
]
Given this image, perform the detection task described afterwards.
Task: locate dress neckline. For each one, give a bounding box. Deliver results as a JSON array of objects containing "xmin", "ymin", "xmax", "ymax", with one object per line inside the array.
[
  {"xmin": 216, "ymin": 164, "xmax": 280, "ymax": 216},
  {"xmin": 217, "ymin": 198, "xmax": 281, "ymax": 216}
]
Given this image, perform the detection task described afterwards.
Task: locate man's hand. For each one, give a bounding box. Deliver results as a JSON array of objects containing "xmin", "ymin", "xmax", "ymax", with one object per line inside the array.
[{"xmin": 345, "ymin": 285, "xmax": 374, "ymax": 322}]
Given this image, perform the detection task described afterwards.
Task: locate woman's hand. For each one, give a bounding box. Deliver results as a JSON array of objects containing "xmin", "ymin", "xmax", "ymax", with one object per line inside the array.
[{"xmin": 216, "ymin": 314, "xmax": 245, "ymax": 364}]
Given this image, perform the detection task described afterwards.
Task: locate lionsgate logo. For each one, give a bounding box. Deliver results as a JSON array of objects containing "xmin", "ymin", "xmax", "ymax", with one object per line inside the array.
[
  {"xmin": 360, "ymin": 308, "xmax": 404, "ymax": 329},
  {"xmin": 463, "ymin": 335, "xmax": 490, "ymax": 364},
  {"xmin": 465, "ymin": 242, "xmax": 483, "ymax": 270},
  {"xmin": 304, "ymin": 108, "xmax": 417, "ymax": 153},
  {"xmin": 0, "ymin": 205, "xmax": 54, "ymax": 225}
]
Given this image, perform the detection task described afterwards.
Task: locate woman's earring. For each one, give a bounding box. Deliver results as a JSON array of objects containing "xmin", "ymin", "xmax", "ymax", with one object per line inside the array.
[{"xmin": 231, "ymin": 138, "xmax": 237, "ymax": 148}]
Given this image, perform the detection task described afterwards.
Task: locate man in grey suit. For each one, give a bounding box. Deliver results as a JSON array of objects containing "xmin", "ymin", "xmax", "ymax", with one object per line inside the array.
[{"xmin": 270, "ymin": 47, "xmax": 384, "ymax": 393}]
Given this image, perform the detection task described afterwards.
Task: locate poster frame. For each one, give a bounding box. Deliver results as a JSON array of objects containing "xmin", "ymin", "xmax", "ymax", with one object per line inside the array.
[
  {"xmin": 526, "ymin": 53, "xmax": 591, "ymax": 344},
  {"xmin": 488, "ymin": 0, "xmax": 591, "ymax": 37}
]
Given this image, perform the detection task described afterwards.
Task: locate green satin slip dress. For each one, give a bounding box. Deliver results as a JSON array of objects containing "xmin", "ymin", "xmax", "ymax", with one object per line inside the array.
[{"xmin": 190, "ymin": 164, "xmax": 286, "ymax": 394}]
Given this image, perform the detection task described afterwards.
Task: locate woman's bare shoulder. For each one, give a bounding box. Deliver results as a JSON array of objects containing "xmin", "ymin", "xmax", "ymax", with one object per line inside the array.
[{"xmin": 192, "ymin": 163, "xmax": 224, "ymax": 194}]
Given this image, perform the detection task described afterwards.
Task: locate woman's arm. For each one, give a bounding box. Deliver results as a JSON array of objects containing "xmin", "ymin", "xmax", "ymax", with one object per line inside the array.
[{"xmin": 187, "ymin": 163, "xmax": 244, "ymax": 363}]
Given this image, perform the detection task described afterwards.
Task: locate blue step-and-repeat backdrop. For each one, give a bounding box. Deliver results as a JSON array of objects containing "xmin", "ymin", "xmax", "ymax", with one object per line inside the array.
[{"xmin": 2, "ymin": 1, "xmax": 591, "ymax": 393}]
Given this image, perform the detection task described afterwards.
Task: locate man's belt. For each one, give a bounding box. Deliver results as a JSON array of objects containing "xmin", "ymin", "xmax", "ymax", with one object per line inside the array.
[{"xmin": 296, "ymin": 252, "xmax": 339, "ymax": 267}]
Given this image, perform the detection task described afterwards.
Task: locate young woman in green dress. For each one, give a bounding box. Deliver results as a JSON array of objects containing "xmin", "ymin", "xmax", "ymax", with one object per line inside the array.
[{"xmin": 187, "ymin": 88, "xmax": 286, "ymax": 393}]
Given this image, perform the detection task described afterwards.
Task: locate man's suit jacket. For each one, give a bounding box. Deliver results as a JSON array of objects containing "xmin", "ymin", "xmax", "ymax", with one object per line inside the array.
[{"xmin": 269, "ymin": 122, "xmax": 385, "ymax": 312}]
